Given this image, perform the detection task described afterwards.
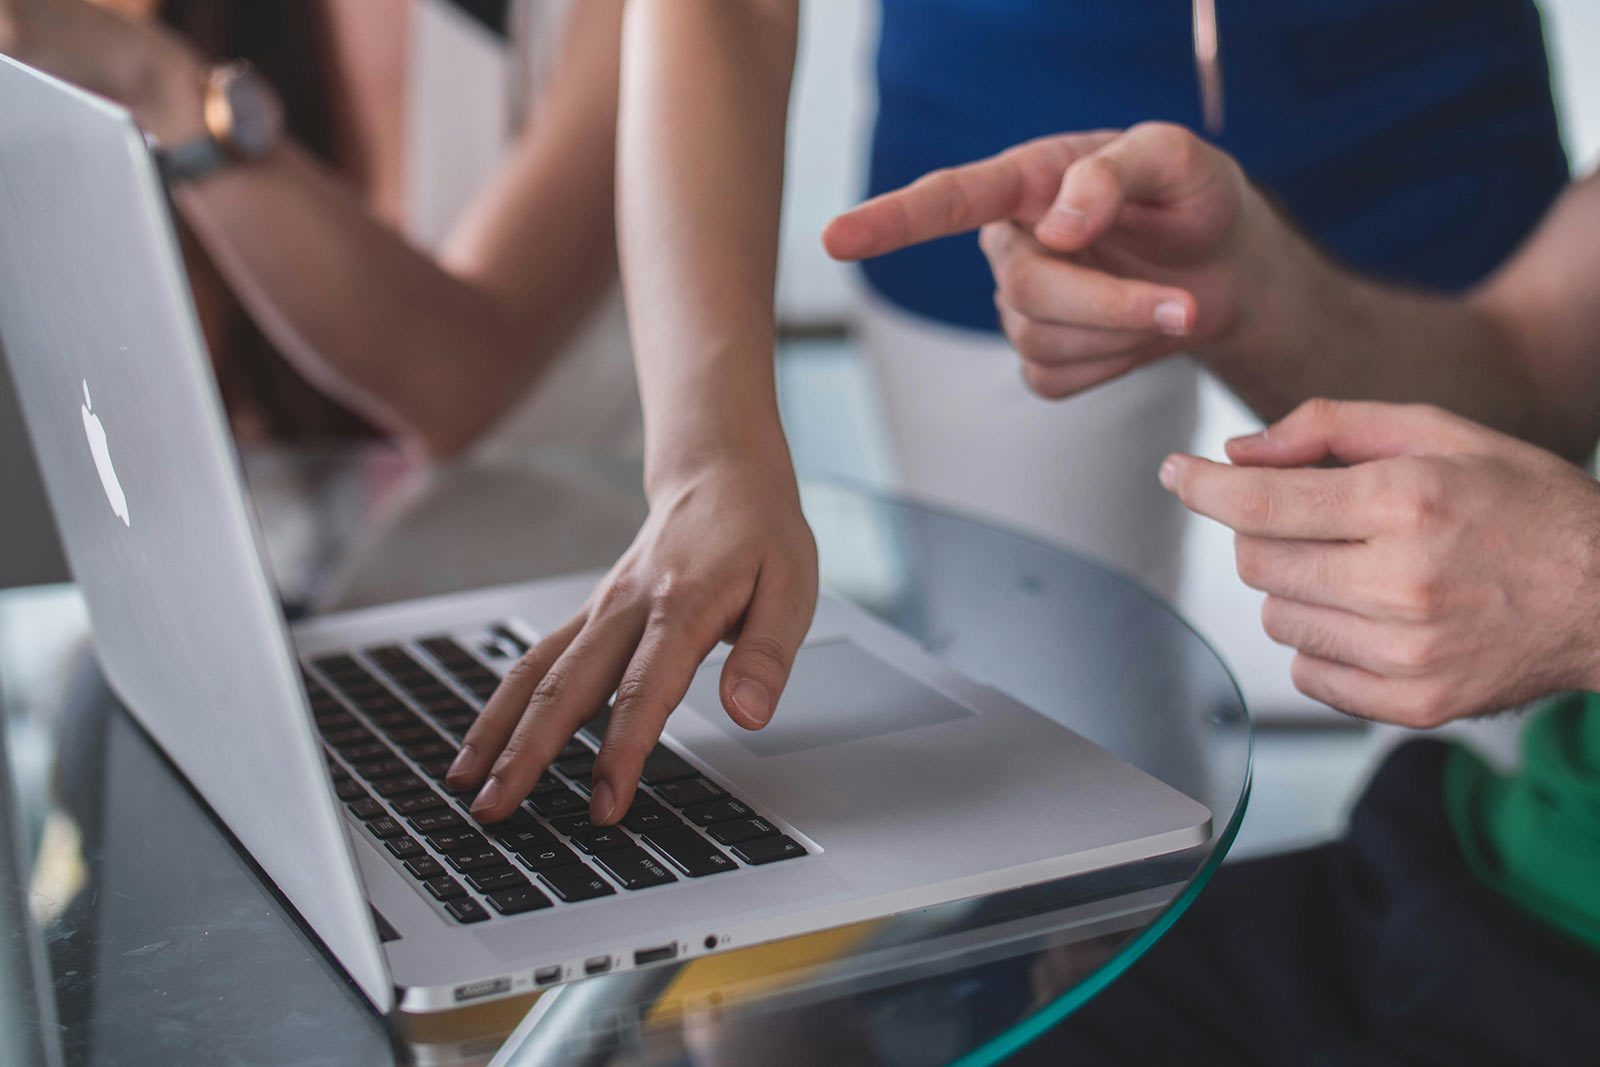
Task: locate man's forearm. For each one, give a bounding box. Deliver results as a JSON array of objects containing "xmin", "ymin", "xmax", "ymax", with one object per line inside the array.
[
  {"xmin": 1197, "ymin": 192, "xmax": 1573, "ymax": 457},
  {"xmin": 617, "ymin": 0, "xmax": 800, "ymax": 495}
]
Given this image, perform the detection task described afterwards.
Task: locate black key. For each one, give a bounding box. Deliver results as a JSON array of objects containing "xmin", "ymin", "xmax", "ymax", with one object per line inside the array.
[
  {"xmin": 654, "ymin": 776, "xmax": 726, "ymax": 809},
  {"xmin": 315, "ymin": 707, "xmax": 358, "ymax": 729},
  {"xmin": 335, "ymin": 779, "xmax": 368, "ymax": 801},
  {"xmin": 431, "ymin": 712, "xmax": 476, "ymax": 737},
  {"xmin": 559, "ymin": 740, "xmax": 593, "ymax": 760},
  {"xmin": 339, "ymin": 741, "xmax": 391, "ymax": 763},
  {"xmin": 681, "ymin": 798, "xmax": 756, "ymax": 826},
  {"xmin": 640, "ymin": 747, "xmax": 698, "ymax": 785},
  {"xmin": 426, "ymin": 828, "xmax": 486, "ymax": 853},
  {"xmin": 529, "ymin": 790, "xmax": 587, "ymax": 818},
  {"xmin": 554, "ymin": 754, "xmax": 596, "ymax": 780},
  {"xmin": 420, "ymin": 635, "xmax": 475, "ymax": 664},
  {"xmin": 371, "ymin": 774, "xmax": 429, "ymax": 799},
  {"xmin": 514, "ymin": 841, "xmax": 581, "ymax": 872},
  {"xmin": 528, "ymin": 773, "xmax": 568, "ymax": 797},
  {"xmin": 323, "ymin": 726, "xmax": 374, "ymax": 748},
  {"xmin": 445, "ymin": 846, "xmax": 507, "ymax": 874},
  {"xmin": 622, "ymin": 805, "xmax": 682, "ymax": 835},
  {"xmin": 426, "ymin": 697, "xmax": 476, "ymax": 719},
  {"xmin": 366, "ymin": 816, "xmax": 406, "ymax": 839},
  {"xmin": 353, "ymin": 757, "xmax": 410, "ymax": 781},
  {"xmin": 594, "ymin": 846, "xmax": 678, "ymax": 890},
  {"xmin": 365, "ymin": 705, "xmax": 417, "ymax": 728},
  {"xmin": 492, "ymin": 623, "xmax": 531, "ymax": 654},
  {"xmin": 312, "ymin": 654, "xmax": 364, "ymax": 680},
  {"xmin": 548, "ymin": 813, "xmax": 595, "ymax": 837},
  {"xmin": 347, "ymin": 797, "xmax": 385, "ymax": 820},
  {"xmin": 417, "ymin": 757, "xmax": 456, "ymax": 779},
  {"xmin": 391, "ymin": 792, "xmax": 448, "ymax": 817},
  {"xmin": 404, "ymin": 855, "xmax": 444, "ymax": 880},
  {"xmin": 424, "ymin": 875, "xmax": 466, "ymax": 900},
  {"xmin": 486, "ymin": 885, "xmax": 551, "ymax": 916},
  {"xmin": 569, "ymin": 826, "xmax": 634, "ymax": 855},
  {"xmin": 407, "ymin": 810, "xmax": 467, "ymax": 835},
  {"xmin": 644, "ymin": 827, "xmax": 737, "ymax": 878},
  {"xmin": 389, "ymin": 724, "xmax": 440, "ymax": 746},
  {"xmin": 497, "ymin": 828, "xmax": 558, "ymax": 857},
  {"xmin": 444, "ymin": 898, "xmax": 489, "ymax": 924},
  {"xmin": 731, "ymin": 835, "xmax": 805, "ymax": 866},
  {"xmin": 538, "ymin": 863, "xmax": 616, "ymax": 903},
  {"xmin": 706, "ymin": 817, "xmax": 779, "ymax": 846},
  {"xmin": 385, "ymin": 836, "xmax": 424, "ymax": 860},
  {"xmin": 402, "ymin": 681, "xmax": 455, "ymax": 704},
  {"xmin": 467, "ymin": 868, "xmax": 529, "ymax": 893},
  {"xmin": 482, "ymin": 808, "xmax": 541, "ymax": 833},
  {"xmin": 408, "ymin": 740, "xmax": 457, "ymax": 762}
]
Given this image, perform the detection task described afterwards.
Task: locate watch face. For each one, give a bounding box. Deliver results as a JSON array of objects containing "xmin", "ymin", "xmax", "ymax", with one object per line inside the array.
[{"xmin": 217, "ymin": 67, "xmax": 284, "ymax": 159}]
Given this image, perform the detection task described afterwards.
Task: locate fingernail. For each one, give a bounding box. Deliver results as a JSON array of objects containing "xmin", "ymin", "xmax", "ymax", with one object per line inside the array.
[
  {"xmin": 1038, "ymin": 207, "xmax": 1088, "ymax": 242},
  {"xmin": 1154, "ymin": 300, "xmax": 1190, "ymax": 337},
  {"xmin": 469, "ymin": 775, "xmax": 501, "ymax": 816},
  {"xmin": 1159, "ymin": 456, "xmax": 1182, "ymax": 490},
  {"xmin": 1228, "ymin": 430, "xmax": 1267, "ymax": 449},
  {"xmin": 590, "ymin": 779, "xmax": 616, "ymax": 824},
  {"xmin": 445, "ymin": 744, "xmax": 475, "ymax": 785},
  {"xmin": 731, "ymin": 679, "xmax": 774, "ymax": 726}
]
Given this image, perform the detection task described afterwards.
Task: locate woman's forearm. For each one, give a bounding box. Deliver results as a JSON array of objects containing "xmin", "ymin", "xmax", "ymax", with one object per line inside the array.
[
  {"xmin": 130, "ymin": 2, "xmax": 623, "ymax": 456},
  {"xmin": 616, "ymin": 0, "xmax": 800, "ymax": 495}
]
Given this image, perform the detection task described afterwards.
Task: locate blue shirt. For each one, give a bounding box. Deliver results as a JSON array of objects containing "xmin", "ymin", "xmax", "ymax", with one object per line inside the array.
[{"xmin": 864, "ymin": 0, "xmax": 1569, "ymax": 332}]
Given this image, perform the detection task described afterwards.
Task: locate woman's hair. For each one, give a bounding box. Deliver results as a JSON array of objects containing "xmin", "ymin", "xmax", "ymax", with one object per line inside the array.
[{"xmin": 159, "ymin": 1, "xmax": 377, "ymax": 442}]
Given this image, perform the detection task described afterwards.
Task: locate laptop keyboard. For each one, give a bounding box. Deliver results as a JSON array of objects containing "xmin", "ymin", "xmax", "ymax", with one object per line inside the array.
[{"xmin": 303, "ymin": 622, "xmax": 805, "ymax": 925}]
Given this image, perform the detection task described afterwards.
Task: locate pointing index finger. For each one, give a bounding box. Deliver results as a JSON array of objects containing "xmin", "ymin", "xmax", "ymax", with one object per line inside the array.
[{"xmin": 823, "ymin": 135, "xmax": 1101, "ymax": 261}]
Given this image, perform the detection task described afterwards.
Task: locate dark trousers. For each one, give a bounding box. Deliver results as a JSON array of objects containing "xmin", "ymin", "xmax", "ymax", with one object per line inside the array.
[{"xmin": 1020, "ymin": 742, "xmax": 1600, "ymax": 1066}]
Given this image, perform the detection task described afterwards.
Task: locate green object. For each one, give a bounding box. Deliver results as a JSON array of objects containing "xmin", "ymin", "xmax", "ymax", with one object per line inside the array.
[{"xmin": 1446, "ymin": 692, "xmax": 1600, "ymax": 951}]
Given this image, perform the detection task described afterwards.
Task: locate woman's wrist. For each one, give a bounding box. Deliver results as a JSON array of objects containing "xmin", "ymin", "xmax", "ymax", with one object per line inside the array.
[{"xmin": 643, "ymin": 423, "xmax": 797, "ymax": 505}]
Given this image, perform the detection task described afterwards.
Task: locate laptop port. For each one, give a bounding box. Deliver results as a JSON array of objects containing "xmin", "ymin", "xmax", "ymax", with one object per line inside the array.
[
  {"xmin": 584, "ymin": 955, "xmax": 612, "ymax": 976},
  {"xmin": 633, "ymin": 944, "xmax": 678, "ymax": 967},
  {"xmin": 534, "ymin": 965, "xmax": 563, "ymax": 986},
  {"xmin": 453, "ymin": 977, "xmax": 511, "ymax": 1003}
]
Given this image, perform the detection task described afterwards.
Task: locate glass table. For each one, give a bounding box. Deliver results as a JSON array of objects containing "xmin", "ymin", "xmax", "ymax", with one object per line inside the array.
[{"xmin": 0, "ymin": 445, "xmax": 1251, "ymax": 1066}]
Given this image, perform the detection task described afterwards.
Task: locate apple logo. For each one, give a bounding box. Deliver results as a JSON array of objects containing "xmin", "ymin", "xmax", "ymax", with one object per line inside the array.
[{"xmin": 80, "ymin": 379, "xmax": 130, "ymax": 526}]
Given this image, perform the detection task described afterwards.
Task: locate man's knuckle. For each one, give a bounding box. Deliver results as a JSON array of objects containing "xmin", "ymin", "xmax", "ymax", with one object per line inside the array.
[
  {"xmin": 1293, "ymin": 397, "xmax": 1340, "ymax": 429},
  {"xmin": 736, "ymin": 633, "xmax": 792, "ymax": 676}
]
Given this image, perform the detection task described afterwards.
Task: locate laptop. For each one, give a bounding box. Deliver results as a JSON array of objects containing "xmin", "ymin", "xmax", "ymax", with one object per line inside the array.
[{"xmin": 0, "ymin": 57, "xmax": 1211, "ymax": 1014}]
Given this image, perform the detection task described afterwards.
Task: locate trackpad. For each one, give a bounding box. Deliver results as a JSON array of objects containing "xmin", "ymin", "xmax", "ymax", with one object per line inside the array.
[{"xmin": 685, "ymin": 639, "xmax": 975, "ymax": 757}]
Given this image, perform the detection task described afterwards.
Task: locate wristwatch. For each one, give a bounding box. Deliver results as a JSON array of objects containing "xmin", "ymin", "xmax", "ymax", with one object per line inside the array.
[{"xmin": 156, "ymin": 61, "xmax": 284, "ymax": 186}]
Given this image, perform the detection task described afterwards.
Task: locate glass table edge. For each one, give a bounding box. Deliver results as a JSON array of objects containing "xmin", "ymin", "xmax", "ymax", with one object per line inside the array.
[{"xmin": 947, "ymin": 762, "xmax": 1255, "ymax": 1067}]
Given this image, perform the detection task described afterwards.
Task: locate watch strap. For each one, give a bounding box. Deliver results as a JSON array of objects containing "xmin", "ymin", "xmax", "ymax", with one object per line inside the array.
[{"xmin": 157, "ymin": 134, "xmax": 230, "ymax": 187}]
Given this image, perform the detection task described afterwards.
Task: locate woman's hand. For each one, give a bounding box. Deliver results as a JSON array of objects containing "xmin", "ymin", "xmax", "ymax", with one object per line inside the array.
[
  {"xmin": 1162, "ymin": 399, "xmax": 1600, "ymax": 727},
  {"xmin": 825, "ymin": 123, "xmax": 1269, "ymax": 399},
  {"xmin": 0, "ymin": 0, "xmax": 205, "ymax": 143},
  {"xmin": 448, "ymin": 457, "xmax": 818, "ymax": 825}
]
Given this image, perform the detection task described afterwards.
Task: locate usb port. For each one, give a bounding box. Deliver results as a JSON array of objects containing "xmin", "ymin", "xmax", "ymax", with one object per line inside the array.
[
  {"xmin": 454, "ymin": 977, "xmax": 511, "ymax": 1003},
  {"xmin": 584, "ymin": 955, "xmax": 612, "ymax": 976},
  {"xmin": 534, "ymin": 965, "xmax": 563, "ymax": 986},
  {"xmin": 633, "ymin": 944, "xmax": 678, "ymax": 967}
]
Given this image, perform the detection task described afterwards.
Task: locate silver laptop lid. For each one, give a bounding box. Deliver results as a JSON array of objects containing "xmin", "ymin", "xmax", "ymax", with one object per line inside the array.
[{"xmin": 0, "ymin": 57, "xmax": 392, "ymax": 1011}]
